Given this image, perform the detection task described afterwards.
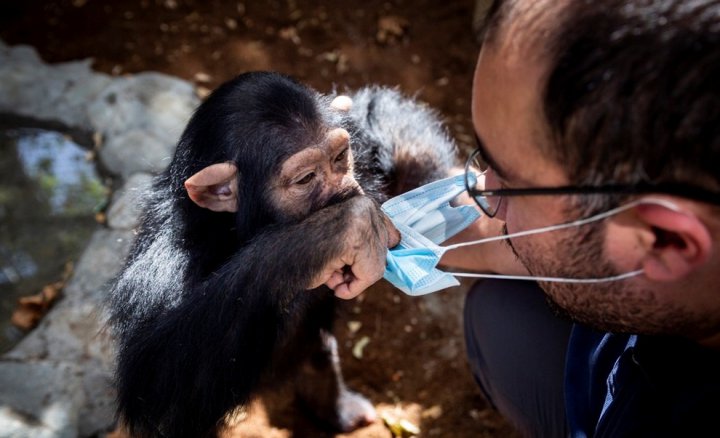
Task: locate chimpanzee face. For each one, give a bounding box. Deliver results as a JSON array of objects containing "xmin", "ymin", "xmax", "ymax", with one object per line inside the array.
[
  {"xmin": 269, "ymin": 127, "xmax": 360, "ymax": 221},
  {"xmin": 182, "ymin": 125, "xmax": 361, "ymax": 222},
  {"xmin": 183, "ymin": 94, "xmax": 361, "ymax": 224}
]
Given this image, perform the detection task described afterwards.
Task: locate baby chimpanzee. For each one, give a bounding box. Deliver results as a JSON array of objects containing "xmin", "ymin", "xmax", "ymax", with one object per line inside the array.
[{"xmin": 109, "ymin": 71, "xmax": 457, "ymax": 437}]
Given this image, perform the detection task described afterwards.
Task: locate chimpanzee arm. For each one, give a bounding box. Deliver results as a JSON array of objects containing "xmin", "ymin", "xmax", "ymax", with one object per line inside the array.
[
  {"xmin": 233, "ymin": 195, "xmax": 393, "ymax": 306},
  {"xmin": 116, "ymin": 195, "xmax": 392, "ymax": 438}
]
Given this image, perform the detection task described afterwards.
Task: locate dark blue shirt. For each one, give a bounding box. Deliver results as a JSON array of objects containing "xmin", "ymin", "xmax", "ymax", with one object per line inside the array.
[{"xmin": 565, "ymin": 325, "xmax": 720, "ymax": 437}]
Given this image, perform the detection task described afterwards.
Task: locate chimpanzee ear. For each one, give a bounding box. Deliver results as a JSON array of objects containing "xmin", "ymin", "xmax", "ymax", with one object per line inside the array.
[{"xmin": 184, "ymin": 162, "xmax": 239, "ymax": 212}]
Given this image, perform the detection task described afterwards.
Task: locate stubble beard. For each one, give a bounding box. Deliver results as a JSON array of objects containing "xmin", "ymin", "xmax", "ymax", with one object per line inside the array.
[{"xmin": 506, "ymin": 221, "xmax": 697, "ymax": 336}]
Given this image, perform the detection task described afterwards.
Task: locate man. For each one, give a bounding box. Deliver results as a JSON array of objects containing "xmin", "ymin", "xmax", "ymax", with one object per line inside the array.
[{"xmin": 313, "ymin": 0, "xmax": 720, "ymax": 435}]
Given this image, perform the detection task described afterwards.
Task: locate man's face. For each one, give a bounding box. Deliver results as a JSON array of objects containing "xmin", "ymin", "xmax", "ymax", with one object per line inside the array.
[{"xmin": 471, "ymin": 42, "xmax": 702, "ymax": 334}]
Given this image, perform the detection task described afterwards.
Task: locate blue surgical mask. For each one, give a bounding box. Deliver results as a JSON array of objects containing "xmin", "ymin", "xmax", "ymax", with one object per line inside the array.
[
  {"xmin": 382, "ymin": 175, "xmax": 677, "ymax": 296},
  {"xmin": 382, "ymin": 174, "xmax": 481, "ymax": 296}
]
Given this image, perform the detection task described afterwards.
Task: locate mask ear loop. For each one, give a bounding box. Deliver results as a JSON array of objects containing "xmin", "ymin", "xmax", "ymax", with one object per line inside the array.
[
  {"xmin": 447, "ymin": 269, "xmax": 644, "ymax": 283},
  {"xmin": 442, "ymin": 198, "xmax": 681, "ymax": 283}
]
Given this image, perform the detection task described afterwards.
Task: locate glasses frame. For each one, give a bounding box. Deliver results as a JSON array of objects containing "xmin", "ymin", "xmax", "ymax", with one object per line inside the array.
[{"xmin": 464, "ymin": 148, "xmax": 720, "ymax": 218}]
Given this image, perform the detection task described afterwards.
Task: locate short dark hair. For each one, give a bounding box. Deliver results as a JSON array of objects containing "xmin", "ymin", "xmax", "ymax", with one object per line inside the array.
[{"xmin": 485, "ymin": 0, "xmax": 720, "ymax": 202}]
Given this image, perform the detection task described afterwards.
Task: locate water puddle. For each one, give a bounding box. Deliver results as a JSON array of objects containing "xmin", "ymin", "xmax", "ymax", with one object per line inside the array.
[{"xmin": 0, "ymin": 120, "xmax": 110, "ymax": 354}]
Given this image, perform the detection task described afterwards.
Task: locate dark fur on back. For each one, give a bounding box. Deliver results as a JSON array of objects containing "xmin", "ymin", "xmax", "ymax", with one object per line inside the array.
[{"xmin": 108, "ymin": 72, "xmax": 457, "ymax": 437}]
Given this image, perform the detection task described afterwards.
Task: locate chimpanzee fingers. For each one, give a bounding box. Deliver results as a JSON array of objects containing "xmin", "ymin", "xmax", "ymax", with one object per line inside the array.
[
  {"xmin": 333, "ymin": 277, "xmax": 371, "ymax": 300},
  {"xmin": 325, "ymin": 270, "xmax": 346, "ymax": 290},
  {"xmin": 336, "ymin": 250, "xmax": 387, "ymax": 300},
  {"xmin": 333, "ymin": 282, "xmax": 354, "ymax": 300},
  {"xmin": 308, "ymin": 260, "xmax": 346, "ymax": 290},
  {"xmin": 341, "ymin": 271, "xmax": 383, "ymax": 300}
]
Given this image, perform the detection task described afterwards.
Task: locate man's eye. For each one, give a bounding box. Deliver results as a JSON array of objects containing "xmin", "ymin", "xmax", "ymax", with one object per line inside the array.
[
  {"xmin": 335, "ymin": 149, "xmax": 348, "ymax": 163},
  {"xmin": 295, "ymin": 172, "xmax": 315, "ymax": 185}
]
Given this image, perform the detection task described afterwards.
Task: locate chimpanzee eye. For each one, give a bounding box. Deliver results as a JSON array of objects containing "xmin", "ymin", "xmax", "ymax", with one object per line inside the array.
[
  {"xmin": 295, "ymin": 172, "xmax": 315, "ymax": 185},
  {"xmin": 335, "ymin": 148, "xmax": 348, "ymax": 163}
]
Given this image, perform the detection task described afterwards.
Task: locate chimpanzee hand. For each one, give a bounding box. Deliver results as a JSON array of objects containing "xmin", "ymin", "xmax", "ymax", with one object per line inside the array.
[{"xmin": 309, "ymin": 196, "xmax": 400, "ymax": 299}]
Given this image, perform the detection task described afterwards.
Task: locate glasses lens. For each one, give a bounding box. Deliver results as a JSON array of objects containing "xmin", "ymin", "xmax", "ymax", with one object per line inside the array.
[{"xmin": 465, "ymin": 148, "xmax": 501, "ymax": 217}]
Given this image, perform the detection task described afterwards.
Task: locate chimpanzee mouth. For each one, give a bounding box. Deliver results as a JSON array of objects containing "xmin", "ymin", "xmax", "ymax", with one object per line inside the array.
[{"xmin": 312, "ymin": 184, "xmax": 363, "ymax": 212}]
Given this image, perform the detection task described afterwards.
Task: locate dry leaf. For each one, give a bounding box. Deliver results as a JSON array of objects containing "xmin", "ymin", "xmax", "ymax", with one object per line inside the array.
[
  {"xmin": 381, "ymin": 412, "xmax": 420, "ymax": 437},
  {"xmin": 377, "ymin": 16, "xmax": 409, "ymax": 44},
  {"xmin": 10, "ymin": 263, "xmax": 73, "ymax": 331},
  {"xmin": 347, "ymin": 320, "xmax": 362, "ymax": 334},
  {"xmin": 352, "ymin": 336, "xmax": 370, "ymax": 359},
  {"xmin": 11, "ymin": 284, "xmax": 60, "ymax": 330},
  {"xmin": 421, "ymin": 404, "xmax": 443, "ymax": 420},
  {"xmin": 194, "ymin": 72, "xmax": 212, "ymax": 83}
]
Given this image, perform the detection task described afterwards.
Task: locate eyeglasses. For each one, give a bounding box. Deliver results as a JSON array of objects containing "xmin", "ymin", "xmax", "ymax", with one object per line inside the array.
[{"xmin": 464, "ymin": 147, "xmax": 720, "ymax": 218}]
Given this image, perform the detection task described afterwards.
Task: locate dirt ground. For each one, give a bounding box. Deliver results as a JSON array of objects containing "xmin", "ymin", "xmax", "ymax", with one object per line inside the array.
[{"xmin": 0, "ymin": 1, "xmax": 519, "ymax": 437}]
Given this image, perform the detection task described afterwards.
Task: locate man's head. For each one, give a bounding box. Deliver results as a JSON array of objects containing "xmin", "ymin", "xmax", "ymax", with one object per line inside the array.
[{"xmin": 472, "ymin": 0, "xmax": 720, "ymax": 345}]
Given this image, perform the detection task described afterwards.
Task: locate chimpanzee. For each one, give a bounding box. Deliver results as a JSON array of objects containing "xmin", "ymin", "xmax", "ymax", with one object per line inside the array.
[{"xmin": 108, "ymin": 71, "xmax": 457, "ymax": 438}]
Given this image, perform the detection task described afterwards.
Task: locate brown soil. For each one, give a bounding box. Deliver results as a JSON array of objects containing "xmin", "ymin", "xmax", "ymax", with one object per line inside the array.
[{"xmin": 0, "ymin": 1, "xmax": 519, "ymax": 437}]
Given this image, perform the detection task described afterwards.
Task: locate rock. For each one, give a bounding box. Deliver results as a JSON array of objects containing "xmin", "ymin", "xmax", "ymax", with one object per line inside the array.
[
  {"xmin": 0, "ymin": 361, "xmax": 84, "ymax": 438},
  {"xmin": 6, "ymin": 228, "xmax": 134, "ymax": 363},
  {"xmin": 4, "ymin": 229, "xmax": 135, "ymax": 436},
  {"xmin": 0, "ymin": 38, "xmax": 194, "ymax": 437},
  {"xmin": 0, "ymin": 44, "xmax": 112, "ymax": 129},
  {"xmin": 99, "ymin": 129, "xmax": 171, "ymax": 177},
  {"xmin": 88, "ymin": 72, "xmax": 198, "ymax": 151},
  {"xmin": 89, "ymin": 73, "xmax": 198, "ymax": 176},
  {"xmin": 107, "ymin": 173, "xmax": 154, "ymax": 230}
]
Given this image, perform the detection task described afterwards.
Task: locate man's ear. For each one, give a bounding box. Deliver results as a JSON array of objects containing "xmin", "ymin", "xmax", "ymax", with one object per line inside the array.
[
  {"xmin": 633, "ymin": 201, "xmax": 713, "ymax": 281},
  {"xmin": 184, "ymin": 162, "xmax": 239, "ymax": 212}
]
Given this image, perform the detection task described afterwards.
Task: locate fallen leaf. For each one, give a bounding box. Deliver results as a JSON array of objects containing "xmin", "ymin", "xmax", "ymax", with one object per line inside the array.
[
  {"xmin": 194, "ymin": 72, "xmax": 212, "ymax": 83},
  {"xmin": 377, "ymin": 16, "xmax": 409, "ymax": 45},
  {"xmin": 352, "ymin": 336, "xmax": 370, "ymax": 359},
  {"xmin": 421, "ymin": 404, "xmax": 443, "ymax": 420},
  {"xmin": 11, "ymin": 284, "xmax": 60, "ymax": 330},
  {"xmin": 347, "ymin": 320, "xmax": 362, "ymax": 334},
  {"xmin": 10, "ymin": 263, "xmax": 72, "ymax": 331},
  {"xmin": 279, "ymin": 26, "xmax": 301, "ymax": 45},
  {"xmin": 196, "ymin": 86, "xmax": 212, "ymax": 99},
  {"xmin": 381, "ymin": 412, "xmax": 420, "ymax": 437}
]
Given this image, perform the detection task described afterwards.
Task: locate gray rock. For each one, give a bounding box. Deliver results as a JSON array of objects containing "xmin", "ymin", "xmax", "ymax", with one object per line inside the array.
[
  {"xmin": 4, "ymin": 229, "xmax": 135, "ymax": 437},
  {"xmin": 0, "ymin": 42, "xmax": 43, "ymax": 65},
  {"xmin": 107, "ymin": 173, "xmax": 154, "ymax": 230},
  {"xmin": 0, "ymin": 45, "xmax": 112, "ymax": 129},
  {"xmin": 88, "ymin": 72, "xmax": 198, "ymax": 150},
  {"xmin": 99, "ymin": 128, "xmax": 172, "ymax": 177},
  {"xmin": 0, "ymin": 361, "xmax": 84, "ymax": 438},
  {"xmin": 6, "ymin": 229, "xmax": 134, "ymax": 363},
  {"xmin": 0, "ymin": 38, "xmax": 197, "ymax": 437}
]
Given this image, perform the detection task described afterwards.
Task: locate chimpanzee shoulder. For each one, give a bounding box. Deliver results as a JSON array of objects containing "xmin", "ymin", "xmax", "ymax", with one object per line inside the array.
[{"xmin": 344, "ymin": 85, "xmax": 458, "ymax": 201}]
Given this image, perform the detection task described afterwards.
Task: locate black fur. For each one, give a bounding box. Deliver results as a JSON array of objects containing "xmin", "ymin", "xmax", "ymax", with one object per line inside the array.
[{"xmin": 108, "ymin": 71, "xmax": 457, "ymax": 437}]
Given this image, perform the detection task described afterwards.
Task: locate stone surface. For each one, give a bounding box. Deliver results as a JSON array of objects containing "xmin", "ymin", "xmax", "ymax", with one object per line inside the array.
[
  {"xmin": 88, "ymin": 72, "xmax": 197, "ymax": 141},
  {"xmin": 0, "ymin": 38, "xmax": 193, "ymax": 437},
  {"xmin": 89, "ymin": 73, "xmax": 198, "ymax": 176},
  {"xmin": 6, "ymin": 229, "xmax": 134, "ymax": 363},
  {"xmin": 4, "ymin": 229, "xmax": 135, "ymax": 437},
  {"xmin": 0, "ymin": 361, "xmax": 84, "ymax": 438},
  {"xmin": 99, "ymin": 129, "xmax": 171, "ymax": 177},
  {"xmin": 107, "ymin": 173, "xmax": 154, "ymax": 230},
  {"xmin": 0, "ymin": 42, "xmax": 112, "ymax": 130}
]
